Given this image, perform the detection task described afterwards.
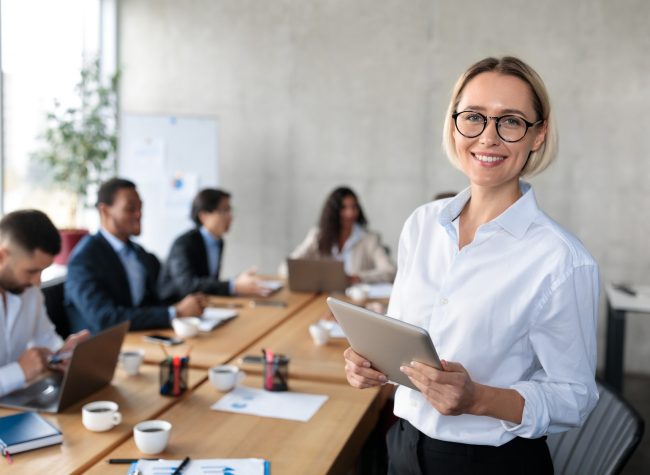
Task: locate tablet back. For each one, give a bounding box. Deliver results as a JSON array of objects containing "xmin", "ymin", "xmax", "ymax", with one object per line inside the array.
[{"xmin": 326, "ymin": 297, "xmax": 441, "ymax": 390}]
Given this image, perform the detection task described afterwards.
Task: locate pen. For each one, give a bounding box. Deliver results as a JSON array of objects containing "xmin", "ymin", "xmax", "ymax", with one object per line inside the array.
[
  {"xmin": 108, "ymin": 458, "xmax": 158, "ymax": 464},
  {"xmin": 250, "ymin": 300, "xmax": 288, "ymax": 308},
  {"xmin": 209, "ymin": 302, "xmax": 244, "ymax": 309},
  {"xmin": 171, "ymin": 456, "xmax": 191, "ymax": 475}
]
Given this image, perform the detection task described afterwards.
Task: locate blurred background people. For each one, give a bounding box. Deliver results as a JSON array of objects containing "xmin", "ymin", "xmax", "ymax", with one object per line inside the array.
[
  {"xmin": 65, "ymin": 178, "xmax": 204, "ymax": 334},
  {"xmin": 281, "ymin": 186, "xmax": 396, "ymax": 284},
  {"xmin": 0, "ymin": 210, "xmax": 88, "ymax": 397},
  {"xmin": 159, "ymin": 188, "xmax": 270, "ymax": 301}
]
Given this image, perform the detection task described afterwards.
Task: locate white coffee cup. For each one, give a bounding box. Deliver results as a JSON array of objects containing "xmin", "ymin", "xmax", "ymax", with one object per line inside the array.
[
  {"xmin": 346, "ymin": 285, "xmax": 368, "ymax": 303},
  {"xmin": 172, "ymin": 317, "xmax": 201, "ymax": 338},
  {"xmin": 133, "ymin": 420, "xmax": 172, "ymax": 454},
  {"xmin": 309, "ymin": 323, "xmax": 330, "ymax": 346},
  {"xmin": 82, "ymin": 401, "xmax": 122, "ymax": 432},
  {"xmin": 119, "ymin": 349, "xmax": 144, "ymax": 376},
  {"xmin": 208, "ymin": 365, "xmax": 245, "ymax": 392}
]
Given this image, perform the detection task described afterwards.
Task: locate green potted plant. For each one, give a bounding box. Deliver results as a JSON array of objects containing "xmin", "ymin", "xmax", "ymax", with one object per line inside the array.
[{"xmin": 31, "ymin": 58, "xmax": 119, "ymax": 263}]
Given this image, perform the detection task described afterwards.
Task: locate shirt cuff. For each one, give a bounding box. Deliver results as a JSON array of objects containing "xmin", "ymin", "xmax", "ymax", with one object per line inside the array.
[
  {"xmin": 168, "ymin": 306, "xmax": 177, "ymax": 323},
  {"xmin": 229, "ymin": 279, "xmax": 236, "ymax": 295},
  {"xmin": 0, "ymin": 362, "xmax": 27, "ymax": 397},
  {"xmin": 501, "ymin": 382, "xmax": 549, "ymax": 439}
]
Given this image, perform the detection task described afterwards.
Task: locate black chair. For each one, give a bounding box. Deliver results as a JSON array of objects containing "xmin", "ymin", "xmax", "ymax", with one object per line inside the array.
[
  {"xmin": 41, "ymin": 278, "xmax": 70, "ymax": 339},
  {"xmin": 546, "ymin": 380, "xmax": 644, "ymax": 475}
]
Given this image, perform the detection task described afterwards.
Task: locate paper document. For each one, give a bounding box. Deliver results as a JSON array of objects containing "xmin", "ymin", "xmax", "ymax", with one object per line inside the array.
[
  {"xmin": 130, "ymin": 458, "xmax": 269, "ymax": 475},
  {"xmin": 199, "ymin": 308, "xmax": 238, "ymax": 332},
  {"xmin": 259, "ymin": 280, "xmax": 283, "ymax": 292},
  {"xmin": 361, "ymin": 283, "xmax": 393, "ymax": 299},
  {"xmin": 211, "ymin": 386, "xmax": 327, "ymax": 422},
  {"xmin": 318, "ymin": 319, "xmax": 346, "ymax": 339}
]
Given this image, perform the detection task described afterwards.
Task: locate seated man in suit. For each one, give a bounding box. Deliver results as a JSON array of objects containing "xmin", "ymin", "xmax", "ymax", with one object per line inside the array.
[
  {"xmin": 65, "ymin": 178, "xmax": 204, "ymax": 333},
  {"xmin": 159, "ymin": 188, "xmax": 269, "ymax": 301},
  {"xmin": 0, "ymin": 210, "xmax": 88, "ymax": 397}
]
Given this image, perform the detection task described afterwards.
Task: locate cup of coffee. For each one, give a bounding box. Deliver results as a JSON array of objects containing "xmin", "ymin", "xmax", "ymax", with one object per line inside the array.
[
  {"xmin": 309, "ymin": 323, "xmax": 330, "ymax": 346},
  {"xmin": 346, "ymin": 285, "xmax": 368, "ymax": 303},
  {"xmin": 119, "ymin": 349, "xmax": 145, "ymax": 376},
  {"xmin": 172, "ymin": 317, "xmax": 201, "ymax": 338},
  {"xmin": 208, "ymin": 365, "xmax": 245, "ymax": 392},
  {"xmin": 82, "ymin": 401, "xmax": 122, "ymax": 432},
  {"xmin": 133, "ymin": 420, "xmax": 172, "ymax": 454}
]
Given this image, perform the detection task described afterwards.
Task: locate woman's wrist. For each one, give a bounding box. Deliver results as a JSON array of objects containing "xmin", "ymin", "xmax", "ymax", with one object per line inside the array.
[{"xmin": 468, "ymin": 384, "xmax": 524, "ymax": 424}]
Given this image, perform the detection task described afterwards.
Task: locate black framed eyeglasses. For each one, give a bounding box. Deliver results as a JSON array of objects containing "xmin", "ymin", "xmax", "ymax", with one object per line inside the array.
[{"xmin": 452, "ymin": 110, "xmax": 544, "ymax": 143}]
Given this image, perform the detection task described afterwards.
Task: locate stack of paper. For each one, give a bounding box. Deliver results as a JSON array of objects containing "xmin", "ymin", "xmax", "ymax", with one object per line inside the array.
[{"xmin": 199, "ymin": 308, "xmax": 238, "ymax": 332}]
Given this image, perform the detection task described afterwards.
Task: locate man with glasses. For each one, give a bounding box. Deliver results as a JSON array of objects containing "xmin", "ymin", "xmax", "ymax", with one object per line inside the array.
[
  {"xmin": 159, "ymin": 188, "xmax": 270, "ymax": 300},
  {"xmin": 64, "ymin": 178, "xmax": 205, "ymax": 333}
]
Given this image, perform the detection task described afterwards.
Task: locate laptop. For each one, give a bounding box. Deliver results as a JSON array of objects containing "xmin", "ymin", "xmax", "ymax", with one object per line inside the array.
[
  {"xmin": 0, "ymin": 321, "xmax": 129, "ymax": 413},
  {"xmin": 326, "ymin": 297, "xmax": 441, "ymax": 391},
  {"xmin": 286, "ymin": 258, "xmax": 348, "ymax": 293}
]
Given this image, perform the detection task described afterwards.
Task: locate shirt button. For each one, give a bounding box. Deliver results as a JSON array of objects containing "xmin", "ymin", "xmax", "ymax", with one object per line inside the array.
[{"xmin": 440, "ymin": 298, "xmax": 448, "ymax": 305}]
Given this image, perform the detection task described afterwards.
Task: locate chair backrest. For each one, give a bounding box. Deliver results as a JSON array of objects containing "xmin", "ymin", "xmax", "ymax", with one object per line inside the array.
[
  {"xmin": 547, "ymin": 380, "xmax": 644, "ymax": 475},
  {"xmin": 41, "ymin": 278, "xmax": 70, "ymax": 339}
]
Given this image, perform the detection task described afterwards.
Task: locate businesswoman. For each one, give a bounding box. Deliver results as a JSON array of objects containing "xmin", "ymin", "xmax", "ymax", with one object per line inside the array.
[
  {"xmin": 282, "ymin": 186, "xmax": 396, "ymax": 284},
  {"xmin": 159, "ymin": 188, "xmax": 269, "ymax": 300},
  {"xmin": 344, "ymin": 57, "xmax": 599, "ymax": 474}
]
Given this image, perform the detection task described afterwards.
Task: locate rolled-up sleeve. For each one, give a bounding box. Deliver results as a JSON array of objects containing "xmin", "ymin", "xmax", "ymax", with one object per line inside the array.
[
  {"xmin": 0, "ymin": 362, "xmax": 26, "ymax": 397},
  {"xmin": 503, "ymin": 264, "xmax": 600, "ymax": 438}
]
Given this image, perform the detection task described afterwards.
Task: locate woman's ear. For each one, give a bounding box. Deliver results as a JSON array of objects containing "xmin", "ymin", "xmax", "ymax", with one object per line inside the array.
[{"xmin": 530, "ymin": 120, "xmax": 548, "ymax": 152}]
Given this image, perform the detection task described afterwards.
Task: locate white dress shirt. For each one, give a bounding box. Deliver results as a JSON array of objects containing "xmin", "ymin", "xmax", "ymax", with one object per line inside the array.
[
  {"xmin": 0, "ymin": 286, "xmax": 63, "ymax": 397},
  {"xmin": 388, "ymin": 181, "xmax": 599, "ymax": 446},
  {"xmin": 331, "ymin": 223, "xmax": 363, "ymax": 275}
]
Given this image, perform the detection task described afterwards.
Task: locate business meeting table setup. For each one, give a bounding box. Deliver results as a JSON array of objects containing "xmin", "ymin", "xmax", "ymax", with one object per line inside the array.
[{"xmin": 1, "ymin": 282, "xmax": 392, "ymax": 474}]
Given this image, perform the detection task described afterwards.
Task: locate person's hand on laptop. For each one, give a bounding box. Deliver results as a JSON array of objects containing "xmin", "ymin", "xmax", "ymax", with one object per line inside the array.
[
  {"xmin": 174, "ymin": 292, "xmax": 206, "ymax": 317},
  {"xmin": 234, "ymin": 267, "xmax": 271, "ymax": 297},
  {"xmin": 48, "ymin": 329, "xmax": 91, "ymax": 371},
  {"xmin": 343, "ymin": 347, "xmax": 388, "ymax": 389},
  {"xmin": 18, "ymin": 347, "xmax": 53, "ymax": 382}
]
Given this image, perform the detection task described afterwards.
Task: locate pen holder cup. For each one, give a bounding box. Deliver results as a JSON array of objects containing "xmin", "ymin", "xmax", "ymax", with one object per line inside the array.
[
  {"xmin": 159, "ymin": 357, "xmax": 189, "ymax": 397},
  {"xmin": 263, "ymin": 355, "xmax": 289, "ymax": 392}
]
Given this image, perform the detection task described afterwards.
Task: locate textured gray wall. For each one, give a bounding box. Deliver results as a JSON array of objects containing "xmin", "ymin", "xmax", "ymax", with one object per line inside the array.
[{"xmin": 119, "ymin": 0, "xmax": 650, "ymax": 373}]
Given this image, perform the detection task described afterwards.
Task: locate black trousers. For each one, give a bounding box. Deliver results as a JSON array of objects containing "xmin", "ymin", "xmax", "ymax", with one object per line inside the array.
[{"xmin": 387, "ymin": 419, "xmax": 553, "ymax": 475}]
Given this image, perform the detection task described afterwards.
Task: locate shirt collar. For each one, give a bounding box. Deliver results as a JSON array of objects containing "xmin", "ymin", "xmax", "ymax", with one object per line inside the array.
[
  {"xmin": 99, "ymin": 228, "xmax": 129, "ymax": 254},
  {"xmin": 438, "ymin": 181, "xmax": 539, "ymax": 240},
  {"xmin": 335, "ymin": 223, "xmax": 363, "ymax": 254},
  {"xmin": 199, "ymin": 226, "xmax": 221, "ymax": 246}
]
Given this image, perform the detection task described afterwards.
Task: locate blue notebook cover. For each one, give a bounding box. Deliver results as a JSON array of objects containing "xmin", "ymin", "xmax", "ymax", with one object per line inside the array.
[{"xmin": 0, "ymin": 411, "xmax": 62, "ymax": 456}]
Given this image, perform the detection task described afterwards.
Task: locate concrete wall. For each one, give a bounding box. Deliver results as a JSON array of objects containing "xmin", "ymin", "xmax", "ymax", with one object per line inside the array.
[{"xmin": 119, "ymin": 0, "xmax": 650, "ymax": 372}]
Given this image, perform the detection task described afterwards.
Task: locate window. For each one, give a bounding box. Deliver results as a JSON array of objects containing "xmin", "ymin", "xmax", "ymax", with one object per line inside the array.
[{"xmin": 0, "ymin": 0, "xmax": 116, "ymax": 226}]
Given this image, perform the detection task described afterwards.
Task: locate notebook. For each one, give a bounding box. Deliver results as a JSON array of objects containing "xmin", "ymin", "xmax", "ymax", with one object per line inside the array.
[
  {"xmin": 0, "ymin": 321, "xmax": 129, "ymax": 413},
  {"xmin": 286, "ymin": 258, "xmax": 348, "ymax": 292},
  {"xmin": 0, "ymin": 411, "xmax": 62, "ymax": 456}
]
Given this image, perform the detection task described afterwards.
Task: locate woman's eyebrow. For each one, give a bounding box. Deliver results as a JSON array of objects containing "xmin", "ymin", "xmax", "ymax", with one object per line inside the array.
[{"xmin": 460, "ymin": 105, "xmax": 529, "ymax": 117}]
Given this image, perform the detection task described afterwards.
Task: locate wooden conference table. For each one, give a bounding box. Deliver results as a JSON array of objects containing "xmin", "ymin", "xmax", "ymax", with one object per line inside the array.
[
  {"xmin": 8, "ymin": 288, "xmax": 391, "ymax": 474},
  {"xmin": 86, "ymin": 375, "xmax": 383, "ymax": 475},
  {"xmin": 121, "ymin": 288, "xmax": 315, "ymax": 369},
  {"xmin": 233, "ymin": 296, "xmax": 353, "ymax": 384},
  {"xmin": 0, "ymin": 364, "xmax": 204, "ymax": 475}
]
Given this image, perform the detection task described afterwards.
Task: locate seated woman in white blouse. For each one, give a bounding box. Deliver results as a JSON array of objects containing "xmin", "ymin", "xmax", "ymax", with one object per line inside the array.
[
  {"xmin": 344, "ymin": 57, "xmax": 599, "ymax": 474},
  {"xmin": 281, "ymin": 186, "xmax": 396, "ymax": 284}
]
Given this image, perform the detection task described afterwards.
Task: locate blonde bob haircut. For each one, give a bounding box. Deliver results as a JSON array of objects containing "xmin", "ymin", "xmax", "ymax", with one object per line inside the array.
[{"xmin": 442, "ymin": 56, "xmax": 557, "ymax": 178}]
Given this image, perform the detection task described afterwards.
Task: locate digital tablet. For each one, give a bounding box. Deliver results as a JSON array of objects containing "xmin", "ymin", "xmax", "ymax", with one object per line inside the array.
[{"xmin": 326, "ymin": 297, "xmax": 441, "ymax": 391}]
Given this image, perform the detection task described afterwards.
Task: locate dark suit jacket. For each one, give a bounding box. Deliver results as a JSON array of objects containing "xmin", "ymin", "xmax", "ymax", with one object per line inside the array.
[
  {"xmin": 64, "ymin": 233, "xmax": 172, "ymax": 333},
  {"xmin": 158, "ymin": 228, "xmax": 231, "ymax": 301}
]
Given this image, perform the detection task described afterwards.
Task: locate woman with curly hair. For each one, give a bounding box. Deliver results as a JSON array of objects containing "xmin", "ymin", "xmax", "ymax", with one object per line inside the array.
[{"xmin": 282, "ymin": 186, "xmax": 396, "ymax": 284}]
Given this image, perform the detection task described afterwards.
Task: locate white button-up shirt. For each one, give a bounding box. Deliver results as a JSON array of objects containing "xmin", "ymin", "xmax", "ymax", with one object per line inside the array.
[
  {"xmin": 0, "ymin": 286, "xmax": 63, "ymax": 397},
  {"xmin": 388, "ymin": 182, "xmax": 599, "ymax": 446}
]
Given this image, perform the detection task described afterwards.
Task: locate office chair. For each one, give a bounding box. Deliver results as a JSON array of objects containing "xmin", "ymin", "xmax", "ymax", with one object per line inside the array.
[
  {"xmin": 41, "ymin": 278, "xmax": 71, "ymax": 339},
  {"xmin": 546, "ymin": 380, "xmax": 644, "ymax": 475}
]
